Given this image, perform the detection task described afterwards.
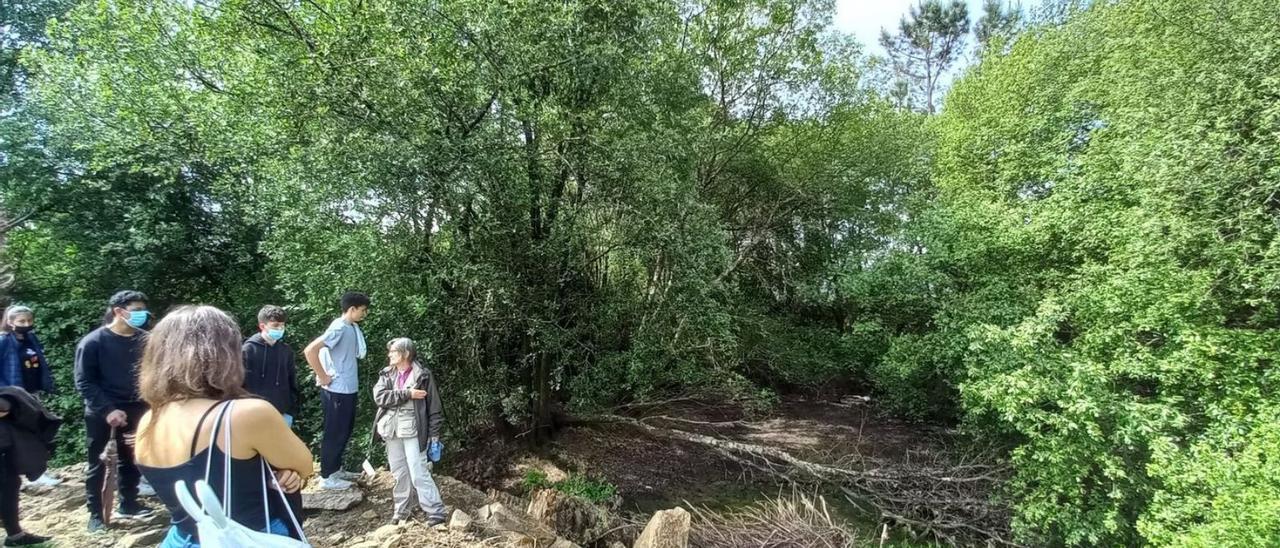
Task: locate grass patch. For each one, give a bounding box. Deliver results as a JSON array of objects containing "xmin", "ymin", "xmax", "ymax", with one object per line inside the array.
[{"xmin": 521, "ymin": 469, "xmax": 618, "ymax": 504}]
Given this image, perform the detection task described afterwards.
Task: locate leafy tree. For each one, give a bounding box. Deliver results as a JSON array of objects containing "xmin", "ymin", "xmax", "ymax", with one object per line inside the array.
[
  {"xmin": 907, "ymin": 0, "xmax": 1280, "ymax": 543},
  {"xmin": 879, "ymin": 0, "xmax": 970, "ymax": 113},
  {"xmin": 974, "ymin": 0, "xmax": 1021, "ymax": 51}
]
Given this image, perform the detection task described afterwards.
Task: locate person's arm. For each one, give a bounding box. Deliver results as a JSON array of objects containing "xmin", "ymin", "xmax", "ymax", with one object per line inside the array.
[
  {"xmin": 373, "ymin": 372, "xmax": 411, "ymax": 409},
  {"xmin": 74, "ymin": 336, "xmax": 116, "ymax": 417},
  {"xmin": 425, "ymin": 370, "xmax": 444, "ymax": 439},
  {"xmin": 237, "ymin": 399, "xmax": 313, "ymax": 477},
  {"xmin": 302, "ymin": 336, "xmax": 331, "ymax": 386},
  {"xmin": 0, "ymin": 336, "xmax": 15, "ymax": 387},
  {"xmin": 241, "ymin": 343, "xmax": 254, "ymax": 390},
  {"xmin": 287, "ymin": 350, "xmax": 300, "ymax": 417}
]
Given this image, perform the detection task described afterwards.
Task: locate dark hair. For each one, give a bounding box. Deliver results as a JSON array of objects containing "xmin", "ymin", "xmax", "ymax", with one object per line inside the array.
[
  {"xmin": 257, "ymin": 305, "xmax": 288, "ymax": 325},
  {"xmin": 108, "ymin": 290, "xmax": 148, "ymax": 310},
  {"xmin": 339, "ymin": 292, "xmax": 370, "ymax": 312}
]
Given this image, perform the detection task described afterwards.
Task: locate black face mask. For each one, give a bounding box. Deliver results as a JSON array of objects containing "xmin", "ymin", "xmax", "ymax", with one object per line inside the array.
[{"xmin": 11, "ymin": 325, "xmax": 33, "ymax": 335}]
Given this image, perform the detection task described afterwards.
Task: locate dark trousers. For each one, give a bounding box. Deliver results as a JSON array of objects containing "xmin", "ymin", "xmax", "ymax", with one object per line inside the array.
[
  {"xmin": 0, "ymin": 451, "xmax": 21, "ymax": 536},
  {"xmin": 319, "ymin": 391, "xmax": 357, "ymax": 478},
  {"xmin": 85, "ymin": 403, "xmax": 147, "ymax": 517}
]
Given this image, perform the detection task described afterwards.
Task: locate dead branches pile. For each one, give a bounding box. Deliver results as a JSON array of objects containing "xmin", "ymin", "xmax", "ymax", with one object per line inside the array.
[
  {"xmin": 688, "ymin": 491, "xmax": 858, "ymax": 548},
  {"xmin": 599, "ymin": 414, "xmax": 1015, "ymax": 546}
]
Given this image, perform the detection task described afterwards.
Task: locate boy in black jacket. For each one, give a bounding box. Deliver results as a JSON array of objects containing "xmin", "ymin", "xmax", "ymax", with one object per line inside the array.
[
  {"xmin": 242, "ymin": 305, "xmax": 299, "ymax": 427},
  {"xmin": 74, "ymin": 290, "xmax": 154, "ymax": 532}
]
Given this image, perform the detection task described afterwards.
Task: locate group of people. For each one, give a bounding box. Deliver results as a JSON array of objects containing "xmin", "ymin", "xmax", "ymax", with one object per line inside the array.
[{"xmin": 0, "ymin": 290, "xmax": 449, "ymax": 546}]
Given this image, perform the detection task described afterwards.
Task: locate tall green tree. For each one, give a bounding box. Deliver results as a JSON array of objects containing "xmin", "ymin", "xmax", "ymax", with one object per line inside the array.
[
  {"xmin": 974, "ymin": 0, "xmax": 1021, "ymax": 51},
  {"xmin": 894, "ymin": 0, "xmax": 1280, "ymax": 543},
  {"xmin": 879, "ymin": 0, "xmax": 970, "ymax": 113},
  {"xmin": 21, "ymin": 0, "xmax": 923, "ymax": 464}
]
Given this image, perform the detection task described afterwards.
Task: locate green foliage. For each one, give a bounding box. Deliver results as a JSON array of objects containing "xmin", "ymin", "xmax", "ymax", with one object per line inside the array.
[
  {"xmin": 6, "ymin": 0, "xmax": 923, "ymax": 471},
  {"xmin": 521, "ymin": 469, "xmax": 617, "ymax": 505},
  {"xmin": 879, "ymin": 0, "xmax": 971, "ymax": 112},
  {"xmin": 905, "ymin": 0, "xmax": 1280, "ymax": 543},
  {"xmin": 11, "ymin": 1, "xmax": 1278, "ymax": 546},
  {"xmin": 521, "ymin": 469, "xmax": 550, "ymax": 491}
]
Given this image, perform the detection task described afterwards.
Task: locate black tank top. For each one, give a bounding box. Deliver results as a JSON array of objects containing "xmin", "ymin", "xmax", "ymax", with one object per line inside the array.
[{"xmin": 138, "ymin": 400, "xmax": 277, "ymax": 540}]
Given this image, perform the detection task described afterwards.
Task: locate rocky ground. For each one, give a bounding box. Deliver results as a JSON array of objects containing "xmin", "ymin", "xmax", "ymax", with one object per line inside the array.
[
  {"xmin": 19, "ymin": 461, "xmax": 684, "ymax": 548},
  {"xmin": 16, "ymin": 397, "xmax": 968, "ymax": 547},
  {"xmin": 17, "ymin": 464, "xmax": 503, "ymax": 548}
]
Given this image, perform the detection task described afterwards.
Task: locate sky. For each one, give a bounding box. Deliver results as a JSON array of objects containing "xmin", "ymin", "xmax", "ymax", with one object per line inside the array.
[{"xmin": 833, "ymin": 0, "xmax": 990, "ymax": 56}]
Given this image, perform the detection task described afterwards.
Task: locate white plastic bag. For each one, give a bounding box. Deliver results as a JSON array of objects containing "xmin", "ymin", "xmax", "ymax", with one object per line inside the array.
[{"xmin": 174, "ymin": 479, "xmax": 309, "ymax": 548}]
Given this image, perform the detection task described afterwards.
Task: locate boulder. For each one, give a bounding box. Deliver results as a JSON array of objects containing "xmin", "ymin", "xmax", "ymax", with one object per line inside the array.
[
  {"xmin": 436, "ymin": 475, "xmax": 490, "ymax": 512},
  {"xmin": 527, "ymin": 489, "xmax": 616, "ymax": 545},
  {"xmin": 449, "ymin": 509, "xmax": 474, "ymax": 531},
  {"xmin": 372, "ymin": 523, "xmax": 403, "ymax": 540},
  {"xmin": 302, "ymin": 487, "xmax": 364, "ymax": 511},
  {"xmin": 474, "ymin": 502, "xmax": 557, "ymax": 544},
  {"xmin": 634, "ymin": 508, "xmax": 691, "ymax": 548},
  {"xmin": 486, "ymin": 488, "xmax": 529, "ymax": 510}
]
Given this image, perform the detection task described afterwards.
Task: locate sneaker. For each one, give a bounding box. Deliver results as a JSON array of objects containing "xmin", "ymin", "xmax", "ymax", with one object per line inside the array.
[
  {"xmin": 425, "ymin": 515, "xmax": 446, "ymax": 527},
  {"xmin": 319, "ymin": 476, "xmax": 353, "ymax": 490},
  {"xmin": 32, "ymin": 473, "xmax": 62, "ymax": 487},
  {"xmin": 6, "ymin": 532, "xmax": 52, "ymax": 546},
  {"xmin": 117, "ymin": 500, "xmax": 155, "ymax": 519},
  {"xmin": 391, "ymin": 515, "xmax": 409, "ymax": 525},
  {"xmin": 137, "ymin": 479, "xmax": 157, "ymax": 497},
  {"xmin": 87, "ymin": 515, "xmax": 105, "ymax": 533},
  {"xmin": 331, "ymin": 470, "xmax": 361, "ymax": 482}
]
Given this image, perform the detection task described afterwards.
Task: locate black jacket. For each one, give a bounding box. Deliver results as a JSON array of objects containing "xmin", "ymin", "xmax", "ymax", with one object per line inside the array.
[
  {"xmin": 242, "ymin": 334, "xmax": 299, "ymax": 417},
  {"xmin": 0, "ymin": 387, "xmax": 62, "ymax": 480},
  {"xmin": 74, "ymin": 326, "xmax": 146, "ymax": 417}
]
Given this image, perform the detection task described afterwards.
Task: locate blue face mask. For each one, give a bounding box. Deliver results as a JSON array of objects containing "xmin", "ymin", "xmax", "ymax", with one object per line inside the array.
[
  {"xmin": 126, "ymin": 310, "xmax": 149, "ymax": 328},
  {"xmin": 266, "ymin": 328, "xmax": 285, "ymax": 341}
]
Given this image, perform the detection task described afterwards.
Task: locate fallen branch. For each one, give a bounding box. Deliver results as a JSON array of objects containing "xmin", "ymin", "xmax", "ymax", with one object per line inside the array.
[{"xmin": 587, "ymin": 415, "xmax": 1018, "ymax": 546}]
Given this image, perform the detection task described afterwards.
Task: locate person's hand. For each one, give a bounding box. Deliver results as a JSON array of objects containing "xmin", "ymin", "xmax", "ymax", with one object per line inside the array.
[
  {"xmin": 273, "ymin": 470, "xmax": 303, "ymax": 493},
  {"xmin": 317, "ymin": 373, "xmax": 333, "ymax": 387},
  {"xmin": 106, "ymin": 410, "xmax": 128, "ymax": 428},
  {"xmin": 410, "ymin": 389, "xmax": 427, "ymax": 400}
]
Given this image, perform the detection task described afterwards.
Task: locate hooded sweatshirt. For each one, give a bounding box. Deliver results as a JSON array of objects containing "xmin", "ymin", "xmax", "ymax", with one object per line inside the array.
[{"xmin": 242, "ymin": 333, "xmax": 299, "ymax": 416}]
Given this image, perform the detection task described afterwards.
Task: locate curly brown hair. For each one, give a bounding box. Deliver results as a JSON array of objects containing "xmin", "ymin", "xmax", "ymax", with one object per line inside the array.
[{"xmin": 138, "ymin": 305, "xmax": 249, "ymax": 409}]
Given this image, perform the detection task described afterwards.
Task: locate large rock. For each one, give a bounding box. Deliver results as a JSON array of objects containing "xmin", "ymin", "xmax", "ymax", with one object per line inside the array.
[
  {"xmin": 436, "ymin": 474, "xmax": 490, "ymax": 512},
  {"xmin": 634, "ymin": 508, "xmax": 691, "ymax": 548},
  {"xmin": 302, "ymin": 487, "xmax": 364, "ymax": 511},
  {"xmin": 372, "ymin": 522, "xmax": 404, "ymax": 540},
  {"xmin": 527, "ymin": 489, "xmax": 615, "ymax": 545},
  {"xmin": 449, "ymin": 509, "xmax": 474, "ymax": 532},
  {"xmin": 474, "ymin": 502, "xmax": 557, "ymax": 544},
  {"xmin": 486, "ymin": 488, "xmax": 529, "ymax": 510},
  {"xmin": 120, "ymin": 528, "xmax": 167, "ymax": 548}
]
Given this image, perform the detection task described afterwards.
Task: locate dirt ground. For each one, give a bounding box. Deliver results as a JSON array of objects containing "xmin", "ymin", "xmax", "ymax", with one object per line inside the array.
[
  {"xmin": 18, "ymin": 396, "xmax": 971, "ymax": 547},
  {"xmin": 451, "ymin": 396, "xmax": 959, "ymax": 522},
  {"xmin": 18, "ymin": 464, "xmax": 499, "ymax": 548}
]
